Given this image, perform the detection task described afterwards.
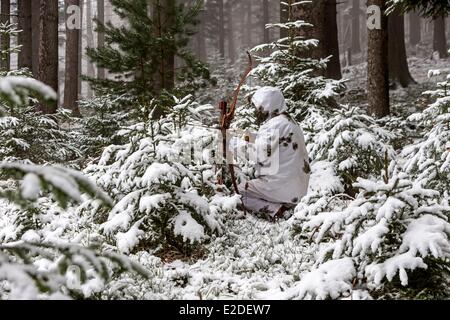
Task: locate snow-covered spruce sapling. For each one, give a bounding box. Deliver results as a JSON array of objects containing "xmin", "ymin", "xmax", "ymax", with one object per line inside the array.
[
  {"xmin": 0, "ymin": 241, "xmax": 149, "ymax": 299},
  {"xmin": 308, "ymin": 105, "xmax": 397, "ymax": 194},
  {"xmin": 248, "ymin": 0, "xmax": 343, "ymax": 121},
  {"xmin": 0, "ymin": 74, "xmax": 149, "ymax": 299},
  {"xmin": 81, "ymin": 97, "xmax": 240, "ymax": 255},
  {"xmin": 85, "ymin": 0, "xmax": 210, "ymax": 117},
  {"xmin": 403, "ymin": 72, "xmax": 450, "ymax": 193},
  {"xmin": 297, "ymin": 171, "xmax": 450, "ymax": 299},
  {"xmin": 0, "ymin": 106, "xmax": 81, "ymax": 165},
  {"xmin": 78, "ymin": 94, "xmax": 131, "ymax": 159}
]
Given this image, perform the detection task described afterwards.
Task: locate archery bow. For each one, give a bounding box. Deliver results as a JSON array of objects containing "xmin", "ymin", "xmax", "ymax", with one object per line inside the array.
[{"xmin": 218, "ymin": 51, "xmax": 253, "ymax": 196}]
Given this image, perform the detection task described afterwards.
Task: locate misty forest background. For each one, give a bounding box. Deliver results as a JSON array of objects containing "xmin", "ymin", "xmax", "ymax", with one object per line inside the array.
[{"xmin": 0, "ymin": 0, "xmax": 449, "ymax": 300}]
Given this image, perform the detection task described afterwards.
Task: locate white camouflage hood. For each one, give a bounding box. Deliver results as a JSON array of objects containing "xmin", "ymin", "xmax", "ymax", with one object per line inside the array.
[{"xmin": 251, "ymin": 86, "xmax": 287, "ymax": 114}]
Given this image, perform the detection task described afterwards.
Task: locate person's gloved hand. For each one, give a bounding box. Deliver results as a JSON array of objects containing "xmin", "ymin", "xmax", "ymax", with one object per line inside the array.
[{"xmin": 242, "ymin": 130, "xmax": 256, "ymax": 143}]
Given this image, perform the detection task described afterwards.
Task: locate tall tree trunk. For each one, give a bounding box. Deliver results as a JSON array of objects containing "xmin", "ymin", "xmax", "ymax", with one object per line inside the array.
[
  {"xmin": 1, "ymin": 0, "xmax": 10, "ymax": 70},
  {"xmin": 31, "ymin": 0, "xmax": 40, "ymax": 77},
  {"xmin": 244, "ymin": 1, "xmax": 252, "ymax": 49},
  {"xmin": 388, "ymin": 11, "xmax": 415, "ymax": 87},
  {"xmin": 218, "ymin": 0, "xmax": 225, "ymax": 57},
  {"xmin": 433, "ymin": 16, "xmax": 447, "ymax": 59},
  {"xmin": 78, "ymin": 0, "xmax": 83, "ymax": 97},
  {"xmin": 262, "ymin": 0, "xmax": 270, "ymax": 43},
  {"xmin": 97, "ymin": 0, "xmax": 105, "ymax": 79},
  {"xmin": 351, "ymin": 0, "xmax": 361, "ymax": 54},
  {"xmin": 161, "ymin": 0, "xmax": 175, "ymax": 90},
  {"xmin": 64, "ymin": 0, "xmax": 81, "ymax": 116},
  {"xmin": 37, "ymin": 0, "xmax": 59, "ymax": 114},
  {"xmin": 17, "ymin": 0, "xmax": 32, "ymax": 70},
  {"xmin": 325, "ymin": 0, "xmax": 341, "ymax": 80},
  {"xmin": 227, "ymin": 0, "xmax": 235, "ymax": 63},
  {"xmin": 367, "ymin": 0, "xmax": 389, "ymax": 118},
  {"xmin": 150, "ymin": 0, "xmax": 175, "ymax": 119},
  {"xmin": 292, "ymin": 0, "xmax": 327, "ymax": 61},
  {"xmin": 409, "ymin": 11, "xmax": 421, "ymax": 46},
  {"xmin": 86, "ymin": 0, "xmax": 95, "ymax": 97},
  {"xmin": 280, "ymin": 0, "xmax": 288, "ymax": 39},
  {"xmin": 196, "ymin": 7, "xmax": 206, "ymax": 62}
]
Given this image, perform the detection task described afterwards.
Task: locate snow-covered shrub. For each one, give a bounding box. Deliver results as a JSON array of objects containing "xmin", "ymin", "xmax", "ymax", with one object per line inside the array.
[
  {"xmin": 308, "ymin": 105, "xmax": 397, "ymax": 194},
  {"xmin": 248, "ymin": 1, "xmax": 343, "ymax": 121},
  {"xmin": 78, "ymin": 94, "xmax": 131, "ymax": 159},
  {"xmin": 0, "ymin": 106, "xmax": 81, "ymax": 164},
  {"xmin": 80, "ymin": 96, "xmax": 240, "ymax": 255},
  {"xmin": 0, "ymin": 70, "xmax": 148, "ymax": 300},
  {"xmin": 0, "ymin": 70, "xmax": 81, "ymax": 165},
  {"xmin": 297, "ymin": 172, "xmax": 450, "ymax": 299},
  {"xmin": 403, "ymin": 72, "xmax": 450, "ymax": 193},
  {"xmin": 0, "ymin": 162, "xmax": 112, "ymax": 209},
  {"xmin": 0, "ymin": 241, "xmax": 149, "ymax": 299}
]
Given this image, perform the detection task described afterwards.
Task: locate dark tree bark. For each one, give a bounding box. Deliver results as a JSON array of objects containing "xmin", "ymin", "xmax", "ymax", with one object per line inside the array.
[
  {"xmin": 196, "ymin": 7, "xmax": 207, "ymax": 63},
  {"xmin": 18, "ymin": 0, "xmax": 32, "ymax": 70},
  {"xmin": 227, "ymin": 0, "xmax": 235, "ymax": 63},
  {"xmin": 152, "ymin": 0, "xmax": 175, "ymax": 92},
  {"xmin": 1, "ymin": 0, "xmax": 10, "ymax": 70},
  {"xmin": 351, "ymin": 0, "xmax": 361, "ymax": 54},
  {"xmin": 409, "ymin": 11, "xmax": 421, "ymax": 46},
  {"xmin": 31, "ymin": 0, "xmax": 40, "ymax": 77},
  {"xmin": 280, "ymin": 0, "xmax": 289, "ymax": 39},
  {"xmin": 324, "ymin": 0, "xmax": 342, "ymax": 80},
  {"xmin": 78, "ymin": 0, "xmax": 83, "ymax": 97},
  {"xmin": 433, "ymin": 16, "xmax": 447, "ymax": 59},
  {"xmin": 218, "ymin": 0, "xmax": 225, "ymax": 57},
  {"xmin": 388, "ymin": 11, "xmax": 415, "ymax": 87},
  {"xmin": 161, "ymin": 0, "xmax": 175, "ymax": 90},
  {"xmin": 244, "ymin": 1, "xmax": 252, "ymax": 49},
  {"xmin": 262, "ymin": 0, "xmax": 270, "ymax": 43},
  {"xmin": 292, "ymin": 0, "xmax": 327, "ymax": 60},
  {"xmin": 97, "ymin": 0, "xmax": 105, "ymax": 79},
  {"xmin": 37, "ymin": 0, "xmax": 59, "ymax": 114},
  {"xmin": 86, "ymin": 0, "xmax": 95, "ymax": 97},
  {"xmin": 64, "ymin": 0, "xmax": 81, "ymax": 116},
  {"xmin": 367, "ymin": 0, "xmax": 390, "ymax": 118}
]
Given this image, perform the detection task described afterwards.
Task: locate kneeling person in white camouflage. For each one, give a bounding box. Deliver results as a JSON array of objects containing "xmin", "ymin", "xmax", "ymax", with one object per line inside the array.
[{"xmin": 231, "ymin": 87, "xmax": 310, "ymax": 220}]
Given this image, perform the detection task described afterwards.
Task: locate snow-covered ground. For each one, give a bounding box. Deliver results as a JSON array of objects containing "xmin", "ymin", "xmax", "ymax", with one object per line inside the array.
[{"xmin": 1, "ymin": 57, "xmax": 449, "ymax": 300}]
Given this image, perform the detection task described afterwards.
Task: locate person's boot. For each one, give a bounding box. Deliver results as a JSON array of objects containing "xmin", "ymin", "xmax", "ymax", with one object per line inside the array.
[{"xmin": 271, "ymin": 205, "xmax": 289, "ymax": 222}]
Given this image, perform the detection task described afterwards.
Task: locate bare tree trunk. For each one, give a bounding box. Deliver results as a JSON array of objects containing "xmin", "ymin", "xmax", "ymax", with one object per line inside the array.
[
  {"xmin": 64, "ymin": 0, "xmax": 81, "ymax": 116},
  {"xmin": 262, "ymin": 0, "xmax": 269, "ymax": 43},
  {"xmin": 78, "ymin": 0, "xmax": 83, "ymax": 97},
  {"xmin": 31, "ymin": 0, "xmax": 40, "ymax": 77},
  {"xmin": 292, "ymin": 0, "xmax": 327, "ymax": 61},
  {"xmin": 325, "ymin": 0, "xmax": 341, "ymax": 80},
  {"xmin": 244, "ymin": 1, "xmax": 252, "ymax": 49},
  {"xmin": 434, "ymin": 16, "xmax": 447, "ymax": 59},
  {"xmin": 37, "ymin": 0, "xmax": 59, "ymax": 114},
  {"xmin": 227, "ymin": 0, "xmax": 235, "ymax": 63},
  {"xmin": 351, "ymin": 0, "xmax": 361, "ymax": 54},
  {"xmin": 151, "ymin": 0, "xmax": 175, "ymax": 117},
  {"xmin": 409, "ymin": 11, "xmax": 421, "ymax": 46},
  {"xmin": 86, "ymin": 0, "xmax": 95, "ymax": 97},
  {"xmin": 388, "ymin": 11, "xmax": 415, "ymax": 87},
  {"xmin": 1, "ymin": 0, "xmax": 10, "ymax": 70},
  {"xmin": 162, "ymin": 0, "xmax": 175, "ymax": 90},
  {"xmin": 196, "ymin": 7, "xmax": 207, "ymax": 62},
  {"xmin": 280, "ymin": 0, "xmax": 288, "ymax": 39},
  {"xmin": 218, "ymin": 0, "xmax": 225, "ymax": 57},
  {"xmin": 367, "ymin": 0, "xmax": 389, "ymax": 118},
  {"xmin": 18, "ymin": 0, "xmax": 32, "ymax": 70},
  {"xmin": 97, "ymin": 0, "xmax": 105, "ymax": 79}
]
